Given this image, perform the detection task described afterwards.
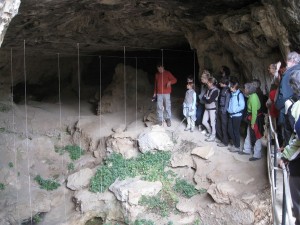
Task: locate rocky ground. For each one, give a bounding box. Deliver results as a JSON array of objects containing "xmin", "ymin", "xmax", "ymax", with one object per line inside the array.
[{"xmin": 0, "ymin": 84, "xmax": 272, "ymax": 225}]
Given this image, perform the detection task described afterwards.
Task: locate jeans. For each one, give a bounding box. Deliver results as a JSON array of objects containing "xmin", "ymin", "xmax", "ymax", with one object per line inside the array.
[
  {"xmin": 243, "ymin": 126, "xmax": 262, "ymax": 158},
  {"xmin": 156, "ymin": 94, "xmax": 171, "ymax": 122}
]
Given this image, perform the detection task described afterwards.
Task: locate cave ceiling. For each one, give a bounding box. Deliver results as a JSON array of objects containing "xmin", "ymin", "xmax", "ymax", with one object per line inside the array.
[{"xmin": 2, "ymin": 0, "xmax": 260, "ymax": 54}]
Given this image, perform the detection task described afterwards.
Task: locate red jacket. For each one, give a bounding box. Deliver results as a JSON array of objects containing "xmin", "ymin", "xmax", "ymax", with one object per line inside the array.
[
  {"xmin": 269, "ymin": 89, "xmax": 279, "ymax": 118},
  {"xmin": 154, "ymin": 70, "xmax": 177, "ymax": 94}
]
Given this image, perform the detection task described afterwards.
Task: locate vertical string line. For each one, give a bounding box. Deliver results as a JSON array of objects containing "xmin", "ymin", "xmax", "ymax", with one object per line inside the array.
[
  {"xmin": 193, "ymin": 50, "xmax": 196, "ymax": 83},
  {"xmin": 123, "ymin": 46, "xmax": 127, "ymax": 126},
  {"xmin": 24, "ymin": 40, "xmax": 33, "ymax": 224},
  {"xmin": 11, "ymin": 48, "xmax": 20, "ymax": 225},
  {"xmin": 135, "ymin": 57, "xmax": 137, "ymax": 134},
  {"xmin": 99, "ymin": 56, "xmax": 103, "ymax": 193},
  {"xmin": 57, "ymin": 53, "xmax": 67, "ymax": 221},
  {"xmin": 161, "ymin": 49, "xmax": 164, "ymax": 125},
  {"xmin": 77, "ymin": 43, "xmax": 81, "ymax": 151}
]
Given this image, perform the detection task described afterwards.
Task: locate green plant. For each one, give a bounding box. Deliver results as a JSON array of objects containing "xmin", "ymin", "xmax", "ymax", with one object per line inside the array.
[
  {"xmin": 139, "ymin": 192, "xmax": 177, "ymax": 217},
  {"xmin": 33, "ymin": 214, "xmax": 41, "ymax": 223},
  {"xmin": 173, "ymin": 178, "xmax": 199, "ymax": 198},
  {"xmin": 133, "ymin": 219, "xmax": 155, "ymax": 225},
  {"xmin": 8, "ymin": 162, "xmax": 14, "ymax": 168},
  {"xmin": 55, "ymin": 145, "xmax": 84, "ymax": 161},
  {"xmin": 0, "ymin": 127, "xmax": 5, "ymax": 133},
  {"xmin": 193, "ymin": 218, "xmax": 201, "ymax": 225},
  {"xmin": 90, "ymin": 151, "xmax": 171, "ymax": 193},
  {"xmin": 34, "ymin": 175, "xmax": 60, "ymax": 191},
  {"xmin": 0, "ymin": 183, "xmax": 5, "ymax": 190},
  {"xmin": 167, "ymin": 222, "xmax": 173, "ymax": 225},
  {"xmin": 68, "ymin": 162, "xmax": 75, "ymax": 171}
]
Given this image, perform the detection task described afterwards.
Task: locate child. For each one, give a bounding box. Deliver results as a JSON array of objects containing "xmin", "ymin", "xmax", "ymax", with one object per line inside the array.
[
  {"xmin": 202, "ymin": 77, "xmax": 219, "ymax": 141},
  {"xmin": 216, "ymin": 77, "xmax": 230, "ymax": 147},
  {"xmin": 183, "ymin": 77, "xmax": 197, "ymax": 132},
  {"xmin": 227, "ymin": 78, "xmax": 245, "ymax": 152}
]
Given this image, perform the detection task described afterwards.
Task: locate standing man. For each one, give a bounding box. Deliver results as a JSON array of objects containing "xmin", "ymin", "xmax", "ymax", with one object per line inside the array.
[
  {"xmin": 275, "ymin": 51, "xmax": 300, "ymax": 143},
  {"xmin": 153, "ymin": 63, "xmax": 177, "ymax": 127}
]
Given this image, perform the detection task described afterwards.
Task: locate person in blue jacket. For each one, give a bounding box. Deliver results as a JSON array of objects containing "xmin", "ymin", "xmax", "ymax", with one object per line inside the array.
[{"xmin": 227, "ymin": 78, "xmax": 245, "ymax": 152}]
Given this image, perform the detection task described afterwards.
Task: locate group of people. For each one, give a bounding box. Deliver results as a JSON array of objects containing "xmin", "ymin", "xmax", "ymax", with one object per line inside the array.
[{"xmin": 152, "ymin": 52, "xmax": 300, "ymax": 223}]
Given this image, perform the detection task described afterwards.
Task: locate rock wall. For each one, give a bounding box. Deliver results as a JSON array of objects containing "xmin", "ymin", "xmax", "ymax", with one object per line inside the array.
[{"xmin": 0, "ymin": 0, "xmax": 20, "ymax": 47}]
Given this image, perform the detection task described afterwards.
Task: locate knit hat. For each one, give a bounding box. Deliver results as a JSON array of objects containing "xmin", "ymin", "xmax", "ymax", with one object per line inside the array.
[{"xmin": 295, "ymin": 116, "xmax": 300, "ymax": 139}]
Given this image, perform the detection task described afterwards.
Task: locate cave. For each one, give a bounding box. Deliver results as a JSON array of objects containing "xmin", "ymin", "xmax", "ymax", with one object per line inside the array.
[{"xmin": 0, "ymin": 0, "xmax": 298, "ymax": 224}]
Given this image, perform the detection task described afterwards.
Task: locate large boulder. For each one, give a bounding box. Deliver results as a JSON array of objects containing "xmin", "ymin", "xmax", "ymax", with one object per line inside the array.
[{"xmin": 138, "ymin": 125, "xmax": 174, "ymax": 153}]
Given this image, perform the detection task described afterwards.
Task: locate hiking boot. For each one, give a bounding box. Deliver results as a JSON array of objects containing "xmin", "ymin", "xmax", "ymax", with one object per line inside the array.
[
  {"xmin": 205, "ymin": 135, "xmax": 215, "ymax": 142},
  {"xmin": 166, "ymin": 119, "xmax": 171, "ymax": 127},
  {"xmin": 216, "ymin": 139, "xmax": 222, "ymax": 144}
]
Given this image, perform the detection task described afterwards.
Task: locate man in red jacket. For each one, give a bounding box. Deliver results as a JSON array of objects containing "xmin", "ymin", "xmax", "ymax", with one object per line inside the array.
[{"xmin": 153, "ymin": 63, "xmax": 177, "ymax": 127}]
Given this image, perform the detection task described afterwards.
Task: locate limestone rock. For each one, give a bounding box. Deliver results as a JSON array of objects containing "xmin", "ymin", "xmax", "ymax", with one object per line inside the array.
[
  {"xmin": 67, "ymin": 168, "xmax": 94, "ymax": 191},
  {"xmin": 207, "ymin": 182, "xmax": 238, "ymax": 204},
  {"xmin": 106, "ymin": 132, "xmax": 138, "ymax": 159},
  {"xmin": 109, "ymin": 177, "xmax": 162, "ymax": 205},
  {"xmin": 191, "ymin": 146, "xmax": 214, "ymax": 160},
  {"xmin": 138, "ymin": 125, "xmax": 174, "ymax": 153}
]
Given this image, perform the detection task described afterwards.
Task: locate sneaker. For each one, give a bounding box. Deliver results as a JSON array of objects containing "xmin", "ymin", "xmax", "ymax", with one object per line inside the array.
[
  {"xmin": 217, "ymin": 143, "xmax": 227, "ymax": 147},
  {"xmin": 184, "ymin": 127, "xmax": 190, "ymax": 131},
  {"xmin": 229, "ymin": 147, "xmax": 240, "ymax": 152},
  {"xmin": 190, "ymin": 129, "xmax": 194, "ymax": 133},
  {"xmin": 228, "ymin": 146, "xmax": 233, "ymax": 151},
  {"xmin": 205, "ymin": 135, "xmax": 215, "ymax": 142},
  {"xmin": 166, "ymin": 119, "xmax": 171, "ymax": 127},
  {"xmin": 201, "ymin": 130, "xmax": 207, "ymax": 134},
  {"xmin": 216, "ymin": 139, "xmax": 222, "ymax": 144}
]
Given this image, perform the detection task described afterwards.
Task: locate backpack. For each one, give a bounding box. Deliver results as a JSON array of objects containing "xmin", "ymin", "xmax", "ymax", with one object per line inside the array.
[{"xmin": 285, "ymin": 95, "xmax": 300, "ymax": 136}]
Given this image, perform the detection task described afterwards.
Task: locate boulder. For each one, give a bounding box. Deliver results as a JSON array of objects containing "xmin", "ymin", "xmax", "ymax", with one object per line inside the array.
[
  {"xmin": 138, "ymin": 125, "xmax": 174, "ymax": 153},
  {"xmin": 67, "ymin": 168, "xmax": 94, "ymax": 191}
]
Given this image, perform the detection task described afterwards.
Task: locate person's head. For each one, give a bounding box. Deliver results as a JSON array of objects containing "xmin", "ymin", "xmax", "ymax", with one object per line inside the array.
[
  {"xmin": 286, "ymin": 51, "xmax": 300, "ymax": 68},
  {"xmin": 207, "ymin": 77, "xmax": 217, "ymax": 89},
  {"xmin": 156, "ymin": 63, "xmax": 164, "ymax": 73},
  {"xmin": 229, "ymin": 77, "xmax": 240, "ymax": 92},
  {"xmin": 244, "ymin": 82, "xmax": 257, "ymax": 95},
  {"xmin": 268, "ymin": 64, "xmax": 277, "ymax": 76},
  {"xmin": 270, "ymin": 83, "xmax": 278, "ymax": 91},
  {"xmin": 219, "ymin": 77, "xmax": 229, "ymax": 88},
  {"xmin": 220, "ymin": 65, "xmax": 231, "ymax": 77},
  {"xmin": 200, "ymin": 70, "xmax": 211, "ymax": 84},
  {"xmin": 289, "ymin": 70, "xmax": 300, "ymax": 96},
  {"xmin": 186, "ymin": 82, "xmax": 194, "ymax": 90},
  {"xmin": 187, "ymin": 75, "xmax": 194, "ymax": 83},
  {"xmin": 252, "ymin": 79, "xmax": 262, "ymax": 92}
]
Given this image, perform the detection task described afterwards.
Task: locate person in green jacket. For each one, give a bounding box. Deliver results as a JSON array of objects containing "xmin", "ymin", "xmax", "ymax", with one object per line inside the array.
[{"xmin": 239, "ymin": 82, "xmax": 263, "ymax": 161}]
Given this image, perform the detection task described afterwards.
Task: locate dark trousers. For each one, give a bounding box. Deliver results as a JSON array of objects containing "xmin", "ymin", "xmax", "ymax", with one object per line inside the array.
[
  {"xmin": 228, "ymin": 115, "xmax": 242, "ymax": 148},
  {"xmin": 196, "ymin": 103, "xmax": 205, "ymax": 127},
  {"xmin": 216, "ymin": 111, "xmax": 229, "ymax": 145},
  {"xmin": 289, "ymin": 176, "xmax": 300, "ymax": 225}
]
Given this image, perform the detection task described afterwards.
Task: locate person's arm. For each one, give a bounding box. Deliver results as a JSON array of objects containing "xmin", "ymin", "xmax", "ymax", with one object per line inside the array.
[
  {"xmin": 153, "ymin": 74, "xmax": 157, "ymax": 96},
  {"xmin": 191, "ymin": 92, "xmax": 197, "ymax": 111},
  {"xmin": 250, "ymin": 95, "xmax": 259, "ymax": 126},
  {"xmin": 203, "ymin": 89, "xmax": 219, "ymax": 104},
  {"xmin": 223, "ymin": 91, "xmax": 231, "ymax": 113},
  {"xmin": 167, "ymin": 72, "xmax": 177, "ymax": 87}
]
